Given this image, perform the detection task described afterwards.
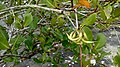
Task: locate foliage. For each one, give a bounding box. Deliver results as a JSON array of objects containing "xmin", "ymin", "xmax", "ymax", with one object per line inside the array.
[
  {"xmin": 113, "ymin": 47, "xmax": 120, "ymax": 67},
  {"xmin": 0, "ymin": 0, "xmax": 120, "ymax": 67}
]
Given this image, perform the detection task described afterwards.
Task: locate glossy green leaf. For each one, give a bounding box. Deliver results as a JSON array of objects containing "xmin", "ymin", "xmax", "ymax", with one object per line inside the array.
[
  {"xmin": 83, "ymin": 26, "xmax": 93, "ymax": 40},
  {"xmin": 0, "ymin": 25, "xmax": 9, "ymax": 50},
  {"xmin": 95, "ymin": 33, "xmax": 106, "ymax": 49},
  {"xmin": 81, "ymin": 13, "xmax": 97, "ymax": 26},
  {"xmin": 23, "ymin": 13, "xmax": 33, "ymax": 27}
]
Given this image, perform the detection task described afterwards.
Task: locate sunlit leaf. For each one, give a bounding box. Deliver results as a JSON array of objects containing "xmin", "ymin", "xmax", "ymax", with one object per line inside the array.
[
  {"xmin": 29, "ymin": 16, "xmax": 39, "ymax": 30},
  {"xmin": 23, "ymin": 13, "xmax": 33, "ymax": 27},
  {"xmin": 0, "ymin": 25, "xmax": 9, "ymax": 50},
  {"xmin": 14, "ymin": 17, "xmax": 23, "ymax": 29},
  {"xmin": 100, "ymin": 10, "xmax": 107, "ymax": 20},
  {"xmin": 95, "ymin": 33, "xmax": 106, "ymax": 49},
  {"xmin": 81, "ymin": 13, "xmax": 97, "ymax": 26},
  {"xmin": 83, "ymin": 26, "xmax": 93, "ymax": 40}
]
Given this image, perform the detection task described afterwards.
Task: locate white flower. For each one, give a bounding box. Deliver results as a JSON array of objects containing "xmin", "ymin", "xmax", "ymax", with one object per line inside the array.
[
  {"xmin": 101, "ymin": 61, "xmax": 105, "ymax": 64},
  {"xmin": 90, "ymin": 59, "xmax": 96, "ymax": 65},
  {"xmin": 68, "ymin": 56, "xmax": 73, "ymax": 60}
]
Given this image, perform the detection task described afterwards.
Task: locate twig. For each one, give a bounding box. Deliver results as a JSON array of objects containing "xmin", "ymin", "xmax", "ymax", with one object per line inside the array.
[
  {"xmin": 75, "ymin": 9, "xmax": 78, "ymax": 29},
  {"xmin": 71, "ymin": 0, "xmax": 73, "ymax": 7},
  {"xmin": 36, "ymin": 0, "xmax": 40, "ymax": 5},
  {"xmin": 66, "ymin": 15, "xmax": 76, "ymax": 28},
  {"xmin": 0, "ymin": 9, "xmax": 26, "ymax": 19},
  {"xmin": 28, "ymin": 0, "xmax": 33, "ymax": 4}
]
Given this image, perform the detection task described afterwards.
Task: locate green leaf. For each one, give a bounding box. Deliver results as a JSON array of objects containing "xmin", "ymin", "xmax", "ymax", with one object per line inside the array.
[
  {"xmin": 82, "ymin": 55, "xmax": 90, "ymax": 67},
  {"xmin": 29, "ymin": 17, "xmax": 39, "ymax": 29},
  {"xmin": 95, "ymin": 23, "xmax": 109, "ymax": 30},
  {"xmin": 5, "ymin": 16, "xmax": 14, "ymax": 24},
  {"xmin": 51, "ymin": 18, "xmax": 57, "ymax": 26},
  {"xmin": 46, "ymin": 0, "xmax": 55, "ymax": 8},
  {"xmin": 58, "ymin": 18, "xmax": 65, "ymax": 26},
  {"xmin": 0, "ymin": 25, "xmax": 9, "ymax": 40},
  {"xmin": 62, "ymin": 40, "xmax": 69, "ymax": 48},
  {"xmin": 83, "ymin": 26, "xmax": 93, "ymax": 40},
  {"xmin": 33, "ymin": 58, "xmax": 42, "ymax": 63},
  {"xmin": 54, "ymin": 28, "xmax": 63, "ymax": 40},
  {"xmin": 14, "ymin": 17, "xmax": 23, "ymax": 29},
  {"xmin": 100, "ymin": 10, "xmax": 107, "ymax": 20},
  {"xmin": 2, "ymin": 57, "xmax": 14, "ymax": 62},
  {"xmin": 24, "ymin": 36, "xmax": 33, "ymax": 51},
  {"xmin": 0, "ymin": 25, "xmax": 9, "ymax": 50},
  {"xmin": 117, "ymin": 47, "xmax": 120, "ymax": 54},
  {"xmin": 23, "ymin": 13, "xmax": 33, "ymax": 27},
  {"xmin": 62, "ymin": 64, "xmax": 68, "ymax": 67},
  {"xmin": 81, "ymin": 13, "xmax": 97, "ymax": 26},
  {"xmin": 10, "ymin": 35, "xmax": 25, "ymax": 51},
  {"xmin": 38, "ymin": 37, "xmax": 45, "ymax": 44},
  {"xmin": 114, "ymin": 55, "xmax": 120, "ymax": 67},
  {"xmin": 112, "ymin": 7, "xmax": 120, "ymax": 17},
  {"xmin": 91, "ymin": 0, "xmax": 98, "ymax": 8},
  {"xmin": 0, "ymin": 3, "xmax": 5, "ymax": 10},
  {"xmin": 42, "ymin": 52, "xmax": 47, "ymax": 62},
  {"xmin": 95, "ymin": 33, "xmax": 106, "ymax": 49}
]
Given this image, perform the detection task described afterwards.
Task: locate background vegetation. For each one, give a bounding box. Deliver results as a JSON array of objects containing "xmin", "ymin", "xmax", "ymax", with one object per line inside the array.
[{"xmin": 0, "ymin": 0, "xmax": 120, "ymax": 67}]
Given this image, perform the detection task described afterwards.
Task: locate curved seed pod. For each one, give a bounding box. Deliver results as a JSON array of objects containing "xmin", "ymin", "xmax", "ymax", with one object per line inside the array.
[{"xmin": 82, "ymin": 38, "xmax": 95, "ymax": 44}]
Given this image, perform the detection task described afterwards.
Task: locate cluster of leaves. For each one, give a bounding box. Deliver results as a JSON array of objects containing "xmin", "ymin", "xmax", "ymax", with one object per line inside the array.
[
  {"xmin": 0, "ymin": 0, "xmax": 120, "ymax": 67},
  {"xmin": 113, "ymin": 47, "xmax": 120, "ymax": 67}
]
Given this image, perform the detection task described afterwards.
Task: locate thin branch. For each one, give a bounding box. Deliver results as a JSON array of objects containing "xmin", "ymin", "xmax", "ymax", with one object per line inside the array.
[
  {"xmin": 0, "ymin": 9, "xmax": 26, "ymax": 19},
  {"xmin": 0, "ymin": 4, "xmax": 63, "ymax": 14},
  {"xmin": 28, "ymin": 0, "xmax": 33, "ymax": 4},
  {"xmin": 36, "ymin": 0, "xmax": 40, "ymax": 5},
  {"xmin": 71, "ymin": 0, "xmax": 73, "ymax": 7},
  {"xmin": 75, "ymin": 9, "xmax": 78, "ymax": 29},
  {"xmin": 66, "ymin": 15, "xmax": 76, "ymax": 28}
]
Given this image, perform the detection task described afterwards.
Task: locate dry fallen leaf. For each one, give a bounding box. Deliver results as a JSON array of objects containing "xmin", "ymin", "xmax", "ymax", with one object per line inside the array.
[{"xmin": 73, "ymin": 0, "xmax": 90, "ymax": 9}]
